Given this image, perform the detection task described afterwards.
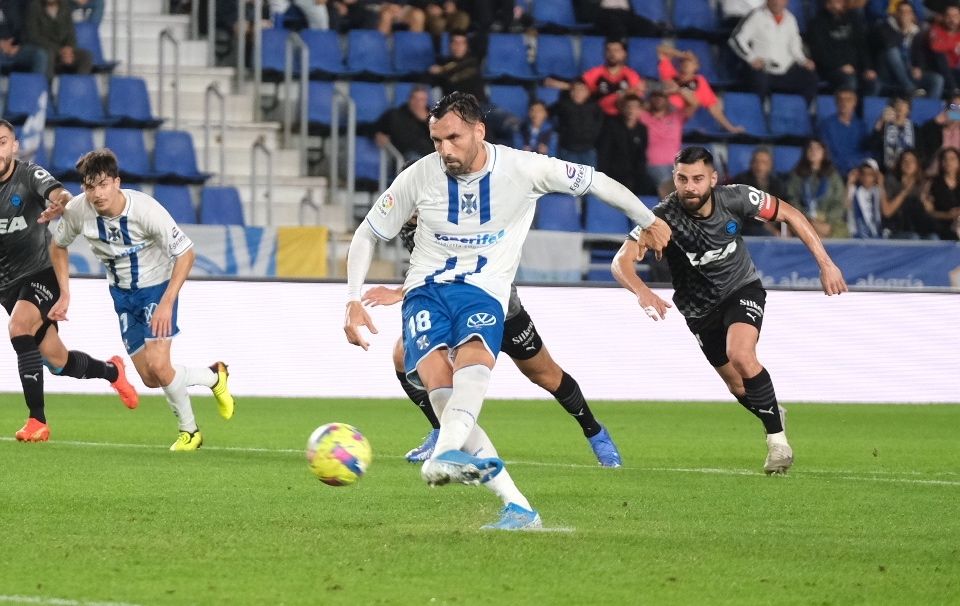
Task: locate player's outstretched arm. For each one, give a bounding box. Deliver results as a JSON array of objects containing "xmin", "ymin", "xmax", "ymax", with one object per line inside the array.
[
  {"xmin": 345, "ymin": 222, "xmax": 381, "ymax": 350},
  {"xmin": 611, "ymin": 239, "xmax": 672, "ymax": 321},
  {"xmin": 38, "ymin": 186, "xmax": 72, "ymax": 224},
  {"xmin": 774, "ymin": 200, "xmax": 848, "ymax": 295},
  {"xmin": 362, "ymin": 285, "xmax": 403, "ymax": 307},
  {"xmin": 48, "ymin": 243, "xmax": 71, "ymax": 321}
]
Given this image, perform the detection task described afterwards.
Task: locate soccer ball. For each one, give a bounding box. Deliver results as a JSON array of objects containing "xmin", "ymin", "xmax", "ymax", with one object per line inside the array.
[{"xmin": 305, "ymin": 423, "xmax": 372, "ymax": 486}]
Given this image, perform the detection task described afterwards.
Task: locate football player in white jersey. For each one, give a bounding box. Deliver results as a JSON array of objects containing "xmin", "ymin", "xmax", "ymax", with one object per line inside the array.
[
  {"xmin": 344, "ymin": 92, "xmax": 671, "ymax": 530},
  {"xmin": 42, "ymin": 149, "xmax": 236, "ymax": 451}
]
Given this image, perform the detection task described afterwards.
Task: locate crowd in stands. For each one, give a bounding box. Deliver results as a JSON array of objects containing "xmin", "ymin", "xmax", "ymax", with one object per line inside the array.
[{"xmin": 0, "ymin": 0, "xmax": 100, "ymax": 78}]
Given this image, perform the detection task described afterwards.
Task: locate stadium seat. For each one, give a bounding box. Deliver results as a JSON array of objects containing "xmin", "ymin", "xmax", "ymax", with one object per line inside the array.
[
  {"xmin": 584, "ymin": 194, "xmax": 631, "ymax": 234},
  {"xmin": 301, "ymin": 29, "xmax": 354, "ymax": 78},
  {"xmin": 684, "ymin": 107, "xmax": 726, "ymax": 138},
  {"xmin": 200, "ymin": 186, "xmax": 245, "ymax": 225},
  {"xmin": 104, "ymin": 128, "xmax": 158, "ymax": 181},
  {"xmin": 3, "ymin": 72, "xmax": 48, "ymax": 124},
  {"xmin": 579, "ymin": 36, "xmax": 605, "ymax": 73},
  {"xmin": 307, "ymin": 81, "xmax": 336, "ymax": 134},
  {"xmin": 59, "ymin": 181, "xmax": 82, "ymax": 195},
  {"xmin": 912, "ymin": 97, "xmax": 943, "ymax": 124},
  {"xmin": 392, "ymin": 31, "xmax": 436, "ymax": 76},
  {"xmin": 153, "ymin": 184, "xmax": 198, "ymax": 224},
  {"xmin": 484, "ymin": 34, "xmax": 537, "ymax": 81},
  {"xmin": 51, "ymin": 74, "xmax": 116, "ymax": 126},
  {"xmin": 536, "ymin": 34, "xmax": 578, "ymax": 80},
  {"xmin": 74, "ymin": 21, "xmax": 119, "ymax": 72},
  {"xmin": 350, "ymin": 82, "xmax": 390, "ymax": 127},
  {"xmin": 862, "ymin": 96, "xmax": 887, "ymax": 131},
  {"xmin": 789, "ymin": 0, "xmax": 807, "ymax": 32},
  {"xmin": 107, "ymin": 76, "xmax": 163, "ymax": 128},
  {"xmin": 769, "ymin": 94, "xmax": 813, "ymax": 139},
  {"xmin": 725, "ymin": 143, "xmax": 756, "ymax": 178},
  {"xmin": 260, "ymin": 27, "xmax": 290, "ymax": 81},
  {"xmin": 50, "ymin": 127, "xmax": 95, "ymax": 180},
  {"xmin": 586, "ymin": 248, "xmax": 616, "ymax": 282},
  {"xmin": 537, "ymin": 85, "xmax": 561, "ymax": 107},
  {"xmin": 630, "ymin": 0, "xmax": 666, "ymax": 25},
  {"xmin": 354, "ymin": 136, "xmax": 382, "ymax": 191},
  {"xmin": 488, "ymin": 85, "xmax": 530, "ymax": 120},
  {"xmin": 627, "ymin": 38, "xmax": 660, "ymax": 79},
  {"xmin": 774, "ymin": 145, "xmax": 803, "ymax": 175},
  {"xmin": 672, "ymin": 0, "xmax": 722, "ymax": 35},
  {"xmin": 346, "ymin": 30, "xmax": 396, "ymax": 78},
  {"xmin": 815, "ymin": 94, "xmax": 837, "ymax": 125},
  {"xmin": 722, "ymin": 92, "xmax": 770, "ymax": 138},
  {"xmin": 534, "ymin": 193, "xmax": 581, "ymax": 231},
  {"xmin": 639, "ymin": 195, "xmax": 660, "ymax": 210},
  {"xmin": 532, "ymin": 0, "xmax": 588, "ymax": 31},
  {"xmin": 152, "ymin": 130, "xmax": 212, "ymax": 184}
]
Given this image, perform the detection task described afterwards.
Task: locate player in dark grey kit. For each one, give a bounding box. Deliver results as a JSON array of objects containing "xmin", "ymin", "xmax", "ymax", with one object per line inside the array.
[
  {"xmin": 0, "ymin": 120, "xmax": 137, "ymax": 441},
  {"xmin": 360, "ymin": 218, "xmax": 623, "ymax": 467},
  {"xmin": 612, "ymin": 146, "xmax": 847, "ymax": 474}
]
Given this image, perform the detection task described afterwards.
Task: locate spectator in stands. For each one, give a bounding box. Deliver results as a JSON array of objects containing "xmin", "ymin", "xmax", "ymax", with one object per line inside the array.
[
  {"xmin": 552, "ymin": 78, "xmax": 604, "ymax": 167},
  {"xmin": 429, "ymin": 31, "xmax": 486, "ymax": 102},
  {"xmin": 69, "ymin": 0, "xmax": 102, "ymax": 24},
  {"xmin": 870, "ymin": 95, "xmax": 917, "ymax": 173},
  {"xmin": 818, "ymin": 88, "xmax": 869, "ymax": 176},
  {"xmin": 785, "ymin": 138, "xmax": 847, "ymax": 238},
  {"xmin": 928, "ymin": 4, "xmax": 960, "ymax": 94},
  {"xmin": 807, "ymin": 0, "xmax": 879, "ymax": 96},
  {"xmin": 884, "ymin": 149, "xmax": 939, "ymax": 239},
  {"xmin": 374, "ymin": 86, "xmax": 433, "ymax": 163},
  {"xmin": 729, "ymin": 0, "xmax": 818, "ymax": 103},
  {"xmin": 327, "ymin": 0, "xmax": 379, "ymax": 32},
  {"xmin": 637, "ymin": 90, "xmax": 685, "ymax": 191},
  {"xmin": 719, "ymin": 0, "xmax": 764, "ymax": 29},
  {"xmin": 0, "ymin": 1, "xmax": 48, "ymax": 75},
  {"xmin": 513, "ymin": 100, "xmax": 555, "ymax": 156},
  {"xmin": 592, "ymin": 0, "xmax": 659, "ymax": 39},
  {"xmin": 215, "ymin": 0, "xmax": 273, "ymax": 65},
  {"xmin": 657, "ymin": 43, "xmax": 745, "ymax": 134},
  {"xmin": 846, "ymin": 158, "xmax": 886, "ymax": 238},
  {"xmin": 25, "ymin": 0, "xmax": 92, "ymax": 77},
  {"xmin": 582, "ymin": 38, "xmax": 646, "ymax": 117},
  {"xmin": 731, "ymin": 146, "xmax": 785, "ymax": 235},
  {"xmin": 596, "ymin": 94, "xmax": 655, "ymax": 195},
  {"xmin": 918, "ymin": 93, "xmax": 960, "ymax": 164},
  {"xmin": 424, "ymin": 1, "xmax": 469, "ymax": 37},
  {"xmin": 377, "ymin": 2, "xmax": 426, "ymax": 35},
  {"xmin": 875, "ymin": 0, "xmax": 943, "ymax": 99},
  {"xmin": 923, "ymin": 146, "xmax": 960, "ymax": 239},
  {"xmin": 289, "ymin": 0, "xmax": 331, "ymax": 29}
]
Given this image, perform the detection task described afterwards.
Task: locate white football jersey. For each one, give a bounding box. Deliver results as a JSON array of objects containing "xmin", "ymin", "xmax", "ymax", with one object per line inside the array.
[
  {"xmin": 54, "ymin": 189, "xmax": 194, "ymax": 289},
  {"xmin": 364, "ymin": 142, "xmax": 594, "ymax": 310}
]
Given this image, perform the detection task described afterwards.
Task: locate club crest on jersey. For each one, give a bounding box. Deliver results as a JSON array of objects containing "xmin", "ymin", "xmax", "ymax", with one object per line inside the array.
[
  {"xmin": 460, "ymin": 192, "xmax": 478, "ymax": 216},
  {"xmin": 11, "ymin": 194, "xmax": 22, "ymax": 207},
  {"xmin": 725, "ymin": 220, "xmax": 739, "ymax": 235},
  {"xmin": 466, "ymin": 312, "xmax": 497, "ymax": 328},
  {"xmin": 107, "ymin": 226, "xmax": 122, "ymax": 242},
  {"xmin": 416, "ymin": 334, "xmax": 430, "ymax": 350}
]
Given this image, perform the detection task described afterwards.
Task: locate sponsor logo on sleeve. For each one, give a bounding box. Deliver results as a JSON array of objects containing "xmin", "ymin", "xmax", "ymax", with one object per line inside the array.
[
  {"xmin": 566, "ymin": 163, "xmax": 587, "ymax": 193},
  {"xmin": 374, "ymin": 192, "xmax": 396, "ymax": 218}
]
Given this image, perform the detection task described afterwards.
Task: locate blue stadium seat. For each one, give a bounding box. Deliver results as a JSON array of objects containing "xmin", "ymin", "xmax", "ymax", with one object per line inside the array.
[
  {"xmin": 107, "ymin": 76, "xmax": 163, "ymax": 128},
  {"xmin": 488, "ymin": 85, "xmax": 530, "ymax": 120},
  {"xmin": 862, "ymin": 96, "xmax": 887, "ymax": 131},
  {"xmin": 484, "ymin": 34, "xmax": 537, "ymax": 81},
  {"xmin": 350, "ymin": 82, "xmax": 390, "ymax": 127},
  {"xmin": 59, "ymin": 181, "xmax": 82, "ymax": 195},
  {"xmin": 536, "ymin": 34, "xmax": 578, "ymax": 80},
  {"xmin": 346, "ymin": 30, "xmax": 396, "ymax": 78},
  {"xmin": 584, "ymin": 194, "xmax": 631, "ymax": 234},
  {"xmin": 672, "ymin": 0, "xmax": 722, "ymax": 34},
  {"xmin": 586, "ymin": 248, "xmax": 616, "ymax": 282},
  {"xmin": 354, "ymin": 136, "xmax": 382, "ymax": 190},
  {"xmin": 104, "ymin": 128, "xmax": 159, "ymax": 181},
  {"xmin": 307, "ymin": 81, "xmax": 336, "ymax": 134},
  {"xmin": 260, "ymin": 27, "xmax": 289, "ymax": 81},
  {"xmin": 301, "ymin": 29, "xmax": 353, "ymax": 78},
  {"xmin": 579, "ymin": 36, "xmax": 605, "ymax": 73},
  {"xmin": 74, "ymin": 21, "xmax": 118, "ymax": 72},
  {"xmin": 639, "ymin": 195, "xmax": 660, "ymax": 210},
  {"xmin": 153, "ymin": 184, "xmax": 198, "ymax": 225},
  {"xmin": 912, "ymin": 97, "xmax": 943, "ymax": 124},
  {"xmin": 51, "ymin": 127, "xmax": 95, "ymax": 180},
  {"xmin": 725, "ymin": 143, "xmax": 756, "ymax": 178},
  {"xmin": 684, "ymin": 107, "xmax": 726, "ymax": 138},
  {"xmin": 153, "ymin": 130, "xmax": 212, "ymax": 184},
  {"xmin": 200, "ymin": 186, "xmax": 245, "ymax": 225},
  {"xmin": 52, "ymin": 74, "xmax": 116, "ymax": 126},
  {"xmin": 631, "ymin": 0, "xmax": 666, "ymax": 24},
  {"xmin": 769, "ymin": 94, "xmax": 812, "ymax": 138},
  {"xmin": 627, "ymin": 38, "xmax": 660, "ymax": 79},
  {"xmin": 534, "ymin": 193, "xmax": 581, "ymax": 231},
  {"xmin": 392, "ymin": 31, "xmax": 435, "ymax": 76},
  {"xmin": 3, "ymin": 72, "xmax": 48, "ymax": 124},
  {"xmin": 774, "ymin": 145, "xmax": 803, "ymax": 175},
  {"xmin": 815, "ymin": 94, "xmax": 837, "ymax": 125},
  {"xmin": 789, "ymin": 0, "xmax": 807, "ymax": 32},
  {"xmin": 722, "ymin": 92, "xmax": 770, "ymax": 138},
  {"xmin": 537, "ymin": 85, "xmax": 561, "ymax": 107},
  {"xmin": 532, "ymin": 0, "xmax": 588, "ymax": 30}
]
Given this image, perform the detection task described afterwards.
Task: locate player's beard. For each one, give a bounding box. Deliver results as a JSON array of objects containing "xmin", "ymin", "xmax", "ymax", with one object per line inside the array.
[
  {"xmin": 0, "ymin": 152, "xmax": 12, "ymax": 178},
  {"xmin": 442, "ymin": 145, "xmax": 479, "ymax": 176},
  {"xmin": 680, "ymin": 187, "xmax": 712, "ymax": 213}
]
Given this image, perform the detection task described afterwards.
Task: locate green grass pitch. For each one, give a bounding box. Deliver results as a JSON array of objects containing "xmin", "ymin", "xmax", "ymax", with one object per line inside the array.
[{"xmin": 1, "ymin": 394, "xmax": 957, "ymax": 606}]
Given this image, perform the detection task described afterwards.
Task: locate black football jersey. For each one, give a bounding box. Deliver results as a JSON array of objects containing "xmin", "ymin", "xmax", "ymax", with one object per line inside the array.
[{"xmin": 0, "ymin": 160, "xmax": 62, "ymax": 290}]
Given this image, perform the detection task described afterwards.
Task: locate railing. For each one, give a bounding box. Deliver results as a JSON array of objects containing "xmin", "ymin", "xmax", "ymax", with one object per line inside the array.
[
  {"xmin": 330, "ymin": 89, "xmax": 356, "ymax": 228},
  {"xmin": 109, "ymin": 0, "xmax": 134, "ymax": 74},
  {"xmin": 299, "ymin": 189, "xmax": 320, "ymax": 225},
  {"xmin": 204, "ymin": 82, "xmax": 226, "ymax": 184},
  {"xmin": 379, "ymin": 142, "xmax": 404, "ymax": 193},
  {"xmin": 250, "ymin": 136, "xmax": 274, "ymax": 226},
  {"xmin": 157, "ymin": 28, "xmax": 181, "ymax": 129},
  {"xmin": 190, "ymin": 0, "xmax": 200, "ymax": 40},
  {"xmin": 283, "ymin": 31, "xmax": 309, "ymax": 176},
  {"xmin": 235, "ymin": 0, "xmax": 246, "ymax": 93},
  {"xmin": 207, "ymin": 0, "xmax": 217, "ymax": 67},
  {"xmin": 252, "ymin": 0, "xmax": 264, "ymax": 121}
]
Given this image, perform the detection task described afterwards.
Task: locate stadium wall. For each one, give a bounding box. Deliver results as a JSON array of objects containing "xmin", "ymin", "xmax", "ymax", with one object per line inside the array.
[{"xmin": 2, "ymin": 280, "xmax": 956, "ymax": 404}]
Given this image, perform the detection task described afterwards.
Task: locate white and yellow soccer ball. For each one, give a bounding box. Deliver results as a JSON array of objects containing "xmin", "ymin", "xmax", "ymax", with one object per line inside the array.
[{"xmin": 305, "ymin": 423, "xmax": 372, "ymax": 486}]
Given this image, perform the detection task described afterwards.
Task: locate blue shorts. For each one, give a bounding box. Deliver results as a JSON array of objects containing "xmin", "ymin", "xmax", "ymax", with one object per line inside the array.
[
  {"xmin": 109, "ymin": 281, "xmax": 180, "ymax": 355},
  {"xmin": 401, "ymin": 282, "xmax": 504, "ymax": 388}
]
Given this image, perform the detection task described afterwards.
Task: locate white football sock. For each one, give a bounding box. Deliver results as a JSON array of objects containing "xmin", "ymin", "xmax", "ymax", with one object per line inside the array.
[
  {"xmin": 463, "ymin": 424, "xmax": 531, "ymax": 510},
  {"xmin": 428, "ymin": 387, "xmax": 453, "ymax": 418},
  {"xmin": 177, "ymin": 364, "xmax": 217, "ymax": 388},
  {"xmin": 766, "ymin": 431, "xmax": 789, "ymax": 447},
  {"xmin": 162, "ymin": 367, "xmax": 197, "ymax": 432},
  {"xmin": 433, "ymin": 365, "xmax": 491, "ymax": 454}
]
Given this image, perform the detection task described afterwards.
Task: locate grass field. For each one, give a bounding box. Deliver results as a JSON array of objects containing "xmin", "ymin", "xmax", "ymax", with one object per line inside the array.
[{"xmin": 1, "ymin": 394, "xmax": 958, "ymax": 606}]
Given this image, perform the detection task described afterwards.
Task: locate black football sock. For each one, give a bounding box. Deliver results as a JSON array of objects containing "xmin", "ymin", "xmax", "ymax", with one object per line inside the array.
[
  {"xmin": 59, "ymin": 351, "xmax": 119, "ymax": 382},
  {"xmin": 396, "ymin": 371, "xmax": 440, "ymax": 429},
  {"xmin": 12, "ymin": 335, "xmax": 45, "ymax": 423},
  {"xmin": 551, "ymin": 371, "xmax": 603, "ymax": 438},
  {"xmin": 741, "ymin": 368, "xmax": 784, "ymax": 434}
]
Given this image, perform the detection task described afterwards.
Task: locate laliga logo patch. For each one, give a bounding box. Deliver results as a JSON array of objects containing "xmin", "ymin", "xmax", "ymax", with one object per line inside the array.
[
  {"xmin": 466, "ymin": 312, "xmax": 497, "ymax": 328},
  {"xmin": 460, "ymin": 192, "xmax": 478, "ymax": 216},
  {"xmin": 725, "ymin": 220, "xmax": 739, "ymax": 235},
  {"xmin": 374, "ymin": 192, "xmax": 395, "ymax": 218},
  {"xmin": 11, "ymin": 194, "xmax": 21, "ymax": 207}
]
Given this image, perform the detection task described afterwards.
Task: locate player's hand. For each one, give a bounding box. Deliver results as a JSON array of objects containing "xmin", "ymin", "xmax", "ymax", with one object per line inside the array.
[
  {"xmin": 637, "ymin": 218, "xmax": 671, "ymax": 259},
  {"xmin": 636, "ymin": 286, "xmax": 672, "ymax": 321},
  {"xmin": 820, "ymin": 262, "xmax": 848, "ymax": 296},
  {"xmin": 150, "ymin": 300, "xmax": 175, "ymax": 338},
  {"xmin": 344, "ymin": 300, "xmax": 378, "ymax": 350},
  {"xmin": 38, "ymin": 203, "xmax": 65, "ymax": 224},
  {"xmin": 361, "ymin": 285, "xmax": 403, "ymax": 307},
  {"xmin": 48, "ymin": 295, "xmax": 69, "ymax": 322}
]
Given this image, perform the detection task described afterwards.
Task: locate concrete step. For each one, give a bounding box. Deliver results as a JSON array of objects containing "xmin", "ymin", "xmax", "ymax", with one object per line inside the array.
[
  {"xmin": 135, "ymin": 65, "xmax": 235, "ymax": 94},
  {"xmin": 178, "ymin": 119, "xmax": 281, "ymax": 150},
  {"xmin": 201, "ymin": 146, "xmax": 306, "ymax": 177},
  {"xmin": 101, "ymin": 14, "xmax": 192, "ymax": 41},
  {"xmin": 151, "ymin": 89, "xmax": 256, "ymax": 123},
  {"xmin": 104, "ymin": 0, "xmax": 168, "ymax": 16},
  {"xmin": 107, "ymin": 37, "xmax": 209, "ymax": 68}
]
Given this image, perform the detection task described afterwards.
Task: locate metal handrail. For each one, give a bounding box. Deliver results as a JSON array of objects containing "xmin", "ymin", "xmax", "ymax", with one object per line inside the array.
[
  {"xmin": 190, "ymin": 0, "xmax": 199, "ymax": 39},
  {"xmin": 282, "ymin": 31, "xmax": 309, "ymax": 176},
  {"xmin": 299, "ymin": 189, "xmax": 320, "ymax": 225},
  {"xmin": 206, "ymin": 0, "xmax": 217, "ymax": 66},
  {"xmin": 125, "ymin": 0, "xmax": 133, "ymax": 73},
  {"xmin": 330, "ymin": 89, "xmax": 356, "ymax": 227},
  {"xmin": 250, "ymin": 136, "xmax": 274, "ymax": 226},
  {"xmin": 252, "ymin": 0, "xmax": 264, "ymax": 121},
  {"xmin": 204, "ymin": 82, "xmax": 226, "ymax": 184},
  {"xmin": 235, "ymin": 0, "xmax": 245, "ymax": 93},
  {"xmin": 379, "ymin": 141, "xmax": 404, "ymax": 193},
  {"xmin": 109, "ymin": 0, "xmax": 133, "ymax": 73},
  {"xmin": 110, "ymin": 0, "xmax": 118, "ymax": 66},
  {"xmin": 158, "ymin": 28, "xmax": 181, "ymax": 129}
]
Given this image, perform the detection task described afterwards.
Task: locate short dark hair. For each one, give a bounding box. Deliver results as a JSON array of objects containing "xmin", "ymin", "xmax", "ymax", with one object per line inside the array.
[
  {"xmin": 604, "ymin": 37, "xmax": 626, "ymax": 50},
  {"xmin": 0, "ymin": 119, "xmax": 15, "ymax": 136},
  {"xmin": 674, "ymin": 146, "xmax": 714, "ymax": 167},
  {"xmin": 76, "ymin": 148, "xmax": 120, "ymax": 184},
  {"xmin": 429, "ymin": 91, "xmax": 485, "ymax": 125}
]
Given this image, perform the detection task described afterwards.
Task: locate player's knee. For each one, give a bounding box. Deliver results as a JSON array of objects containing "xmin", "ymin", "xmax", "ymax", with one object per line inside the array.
[
  {"xmin": 727, "ymin": 349, "xmax": 759, "ymax": 377},
  {"xmin": 392, "ymin": 339, "xmax": 405, "ymax": 372},
  {"xmin": 524, "ymin": 365, "xmax": 561, "ymax": 391}
]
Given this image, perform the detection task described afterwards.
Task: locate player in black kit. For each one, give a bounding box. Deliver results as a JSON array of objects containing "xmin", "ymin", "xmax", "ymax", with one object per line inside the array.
[
  {"xmin": 0, "ymin": 120, "xmax": 137, "ymax": 441},
  {"xmin": 612, "ymin": 146, "xmax": 847, "ymax": 474}
]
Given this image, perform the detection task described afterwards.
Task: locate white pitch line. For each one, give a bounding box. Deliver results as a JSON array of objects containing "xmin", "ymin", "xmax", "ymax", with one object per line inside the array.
[
  {"xmin": 0, "ymin": 595, "xmax": 142, "ymax": 606},
  {"xmin": 2, "ymin": 437, "xmax": 958, "ymax": 486}
]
